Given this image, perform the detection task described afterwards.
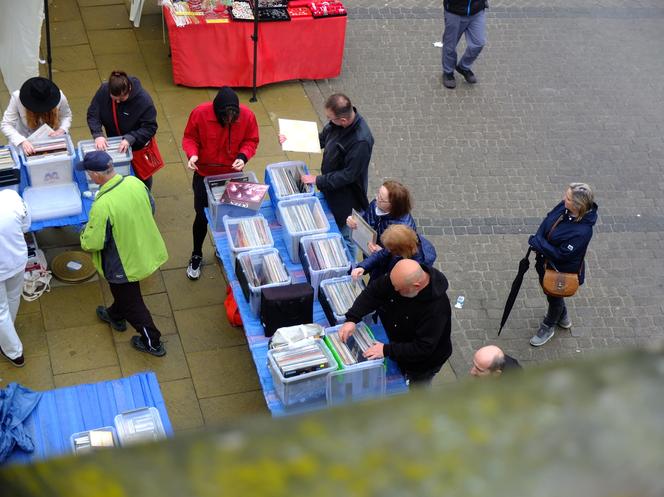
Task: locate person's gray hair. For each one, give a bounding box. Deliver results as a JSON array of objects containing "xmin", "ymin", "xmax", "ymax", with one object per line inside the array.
[
  {"xmin": 97, "ymin": 165, "xmax": 115, "ymax": 176},
  {"xmin": 568, "ymin": 182, "xmax": 594, "ymax": 220},
  {"xmin": 489, "ymin": 354, "xmax": 507, "ymax": 373}
]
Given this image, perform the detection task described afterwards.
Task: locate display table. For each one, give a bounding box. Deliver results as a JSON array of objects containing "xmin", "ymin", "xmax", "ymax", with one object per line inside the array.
[
  {"xmin": 6, "ymin": 372, "xmax": 173, "ymax": 465},
  {"xmin": 164, "ymin": 7, "xmax": 347, "ymax": 88},
  {"xmin": 208, "ymin": 194, "xmax": 408, "ymax": 417}
]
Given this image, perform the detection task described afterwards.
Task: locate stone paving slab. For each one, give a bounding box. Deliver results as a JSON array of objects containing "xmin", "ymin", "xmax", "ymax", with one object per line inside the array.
[
  {"xmin": 311, "ymin": 0, "xmax": 664, "ymax": 376},
  {"xmin": 3, "ymin": 0, "xmax": 661, "ymax": 426}
]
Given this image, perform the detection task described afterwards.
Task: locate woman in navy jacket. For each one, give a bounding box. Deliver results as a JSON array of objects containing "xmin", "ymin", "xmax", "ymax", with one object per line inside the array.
[
  {"xmin": 528, "ymin": 183, "xmax": 598, "ymax": 347},
  {"xmin": 87, "ymin": 71, "xmax": 158, "ymax": 189},
  {"xmin": 346, "ymin": 180, "xmax": 416, "ymax": 254}
]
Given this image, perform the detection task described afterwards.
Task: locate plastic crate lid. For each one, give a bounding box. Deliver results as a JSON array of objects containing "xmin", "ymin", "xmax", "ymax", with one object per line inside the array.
[
  {"xmin": 22, "ymin": 183, "xmax": 82, "ymax": 221},
  {"xmin": 114, "ymin": 406, "xmax": 166, "ymax": 446}
]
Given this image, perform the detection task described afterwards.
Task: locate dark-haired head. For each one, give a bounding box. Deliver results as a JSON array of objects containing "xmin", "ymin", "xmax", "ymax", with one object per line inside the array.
[
  {"xmin": 108, "ymin": 70, "xmax": 132, "ymax": 102},
  {"xmin": 324, "ymin": 93, "xmax": 353, "ymax": 120}
]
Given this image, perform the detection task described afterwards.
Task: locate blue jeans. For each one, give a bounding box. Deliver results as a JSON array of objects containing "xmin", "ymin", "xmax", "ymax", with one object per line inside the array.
[{"xmin": 442, "ymin": 10, "xmax": 487, "ymax": 74}]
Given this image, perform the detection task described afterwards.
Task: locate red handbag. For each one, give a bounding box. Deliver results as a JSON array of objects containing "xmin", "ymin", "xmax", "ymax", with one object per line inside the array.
[
  {"xmin": 112, "ymin": 101, "xmax": 165, "ymax": 180},
  {"xmin": 225, "ymin": 285, "xmax": 243, "ymax": 327}
]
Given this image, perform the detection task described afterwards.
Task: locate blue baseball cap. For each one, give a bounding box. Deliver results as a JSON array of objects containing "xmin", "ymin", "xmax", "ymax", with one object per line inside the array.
[{"xmin": 78, "ymin": 150, "xmax": 113, "ymax": 172}]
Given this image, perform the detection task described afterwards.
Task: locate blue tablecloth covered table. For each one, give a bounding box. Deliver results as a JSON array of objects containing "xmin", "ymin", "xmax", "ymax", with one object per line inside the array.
[
  {"xmin": 6, "ymin": 372, "xmax": 173, "ymax": 465},
  {"xmin": 208, "ymin": 193, "xmax": 408, "ymax": 417}
]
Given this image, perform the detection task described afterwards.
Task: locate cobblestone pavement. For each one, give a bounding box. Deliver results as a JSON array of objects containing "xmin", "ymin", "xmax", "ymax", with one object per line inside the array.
[{"xmin": 306, "ymin": 0, "xmax": 664, "ymax": 376}]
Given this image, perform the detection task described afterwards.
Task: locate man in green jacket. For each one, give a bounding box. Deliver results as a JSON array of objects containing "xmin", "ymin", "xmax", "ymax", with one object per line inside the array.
[{"xmin": 79, "ymin": 151, "xmax": 168, "ymax": 356}]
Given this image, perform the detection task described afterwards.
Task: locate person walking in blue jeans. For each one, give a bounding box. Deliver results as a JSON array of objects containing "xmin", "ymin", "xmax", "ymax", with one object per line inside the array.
[{"xmin": 442, "ymin": 0, "xmax": 487, "ymax": 89}]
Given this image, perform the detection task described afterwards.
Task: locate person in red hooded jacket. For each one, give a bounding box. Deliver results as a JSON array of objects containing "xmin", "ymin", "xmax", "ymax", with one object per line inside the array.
[{"xmin": 182, "ymin": 87, "xmax": 259, "ymax": 280}]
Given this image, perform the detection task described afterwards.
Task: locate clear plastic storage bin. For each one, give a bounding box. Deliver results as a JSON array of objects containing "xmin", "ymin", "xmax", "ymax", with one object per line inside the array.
[
  {"xmin": 114, "ymin": 407, "xmax": 166, "ymax": 446},
  {"xmin": 264, "ymin": 161, "xmax": 314, "ymax": 209},
  {"xmin": 20, "ymin": 135, "xmax": 75, "ymax": 187},
  {"xmin": 318, "ymin": 275, "xmax": 367, "ymax": 326},
  {"xmin": 235, "ymin": 248, "xmax": 291, "ymax": 316},
  {"xmin": 22, "ymin": 183, "xmax": 82, "ymax": 221},
  {"xmin": 70, "ymin": 426, "xmax": 119, "ymax": 454},
  {"xmin": 0, "ymin": 144, "xmax": 20, "ymax": 192},
  {"xmin": 0, "ymin": 144, "xmax": 20, "ymax": 190},
  {"xmin": 223, "ymin": 214, "xmax": 274, "ymax": 264},
  {"xmin": 267, "ymin": 339, "xmax": 339, "ymax": 406},
  {"xmin": 204, "ymin": 171, "xmax": 259, "ymax": 232},
  {"xmin": 326, "ymin": 360, "xmax": 387, "ymax": 405},
  {"xmin": 324, "ymin": 324, "xmax": 386, "ymax": 405},
  {"xmin": 276, "ymin": 196, "xmax": 330, "ymax": 263},
  {"xmin": 299, "ymin": 233, "xmax": 351, "ymax": 300},
  {"xmin": 78, "ymin": 137, "xmax": 132, "ymax": 190},
  {"xmin": 78, "ymin": 137, "xmax": 132, "ymax": 167}
]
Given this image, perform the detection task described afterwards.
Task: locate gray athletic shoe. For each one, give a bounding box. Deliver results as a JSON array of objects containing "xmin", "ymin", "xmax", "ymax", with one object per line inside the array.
[
  {"xmin": 443, "ymin": 72, "xmax": 456, "ymax": 89},
  {"xmin": 557, "ymin": 312, "xmax": 572, "ymax": 329},
  {"xmin": 541, "ymin": 312, "xmax": 573, "ymax": 329},
  {"xmin": 530, "ymin": 324, "xmax": 555, "ymax": 347}
]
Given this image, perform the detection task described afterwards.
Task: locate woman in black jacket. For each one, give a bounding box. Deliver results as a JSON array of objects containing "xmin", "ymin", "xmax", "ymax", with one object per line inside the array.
[
  {"xmin": 86, "ymin": 71, "xmax": 158, "ymax": 189},
  {"xmin": 528, "ymin": 183, "xmax": 598, "ymax": 347}
]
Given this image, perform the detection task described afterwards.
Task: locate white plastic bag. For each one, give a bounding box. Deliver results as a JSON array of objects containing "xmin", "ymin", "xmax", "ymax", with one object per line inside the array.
[
  {"xmin": 22, "ymin": 248, "xmax": 51, "ymax": 301},
  {"xmin": 269, "ymin": 323, "xmax": 325, "ymax": 350}
]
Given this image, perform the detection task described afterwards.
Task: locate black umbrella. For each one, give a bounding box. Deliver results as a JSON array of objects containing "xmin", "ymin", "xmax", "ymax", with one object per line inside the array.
[{"xmin": 498, "ymin": 248, "xmax": 532, "ymax": 336}]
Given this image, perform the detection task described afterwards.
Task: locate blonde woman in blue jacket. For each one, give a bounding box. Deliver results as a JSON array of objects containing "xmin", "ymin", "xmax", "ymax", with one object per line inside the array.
[{"xmin": 528, "ymin": 183, "xmax": 598, "ymax": 347}]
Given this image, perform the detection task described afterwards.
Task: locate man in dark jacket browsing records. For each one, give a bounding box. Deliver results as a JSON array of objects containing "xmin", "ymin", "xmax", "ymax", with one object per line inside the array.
[
  {"xmin": 339, "ymin": 259, "xmax": 453, "ymax": 386},
  {"xmin": 282, "ymin": 93, "xmax": 374, "ymax": 257}
]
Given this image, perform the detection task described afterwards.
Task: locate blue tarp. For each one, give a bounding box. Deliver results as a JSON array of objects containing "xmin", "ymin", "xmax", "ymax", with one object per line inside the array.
[
  {"xmin": 0, "ymin": 384, "xmax": 41, "ymax": 463},
  {"xmin": 4, "ymin": 372, "xmax": 172, "ymax": 465},
  {"xmin": 208, "ymin": 193, "xmax": 408, "ymax": 417}
]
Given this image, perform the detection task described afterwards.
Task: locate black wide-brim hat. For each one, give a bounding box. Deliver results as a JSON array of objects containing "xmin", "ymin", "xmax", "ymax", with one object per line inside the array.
[{"xmin": 19, "ymin": 77, "xmax": 61, "ymax": 113}]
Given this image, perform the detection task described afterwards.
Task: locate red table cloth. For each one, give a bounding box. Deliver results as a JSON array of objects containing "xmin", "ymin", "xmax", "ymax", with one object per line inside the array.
[{"xmin": 164, "ymin": 8, "xmax": 347, "ymax": 88}]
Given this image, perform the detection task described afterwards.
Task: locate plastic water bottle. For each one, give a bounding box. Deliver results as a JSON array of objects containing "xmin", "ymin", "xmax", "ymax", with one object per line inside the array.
[{"xmin": 454, "ymin": 296, "xmax": 465, "ymax": 309}]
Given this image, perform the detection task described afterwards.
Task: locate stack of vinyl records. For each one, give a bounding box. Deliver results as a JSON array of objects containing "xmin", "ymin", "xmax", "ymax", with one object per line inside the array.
[
  {"xmin": 327, "ymin": 323, "xmax": 376, "ymax": 366},
  {"xmin": 272, "ymin": 342, "xmax": 330, "ymax": 378},
  {"xmin": 207, "ymin": 172, "xmax": 257, "ymax": 203},
  {"xmin": 304, "ymin": 236, "xmax": 348, "ymax": 270},
  {"xmin": 230, "ymin": 217, "xmax": 272, "ymax": 248},
  {"xmin": 323, "ymin": 278, "xmax": 364, "ymax": 316},
  {"xmin": 239, "ymin": 251, "xmax": 289, "ymax": 287},
  {"xmin": 269, "ymin": 163, "xmax": 311, "ymax": 197},
  {"xmin": 280, "ymin": 202, "xmax": 327, "ymax": 233},
  {"xmin": 0, "ymin": 147, "xmax": 20, "ymax": 190},
  {"xmin": 79, "ymin": 138, "xmax": 131, "ymax": 164},
  {"xmin": 0, "ymin": 147, "xmax": 17, "ymax": 170},
  {"xmin": 29, "ymin": 138, "xmax": 69, "ymax": 159}
]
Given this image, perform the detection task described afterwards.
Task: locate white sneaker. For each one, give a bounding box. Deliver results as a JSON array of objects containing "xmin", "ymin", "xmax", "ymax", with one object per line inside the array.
[{"xmin": 186, "ymin": 255, "xmax": 202, "ymax": 280}]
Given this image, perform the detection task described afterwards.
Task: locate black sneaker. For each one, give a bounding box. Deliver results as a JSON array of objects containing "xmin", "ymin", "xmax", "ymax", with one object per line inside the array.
[
  {"xmin": 455, "ymin": 65, "xmax": 478, "ymax": 84},
  {"xmin": 443, "ymin": 72, "xmax": 456, "ymax": 89},
  {"xmin": 131, "ymin": 336, "xmax": 166, "ymax": 357},
  {"xmin": 1, "ymin": 347, "xmax": 25, "ymax": 368},
  {"xmin": 96, "ymin": 306, "xmax": 127, "ymax": 332},
  {"xmin": 186, "ymin": 255, "xmax": 203, "ymax": 280}
]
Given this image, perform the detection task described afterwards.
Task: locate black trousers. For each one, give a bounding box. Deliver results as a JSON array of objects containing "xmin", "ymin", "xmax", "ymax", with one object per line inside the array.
[
  {"xmin": 107, "ymin": 281, "xmax": 161, "ymax": 347},
  {"xmin": 536, "ymin": 261, "xmax": 567, "ymax": 327},
  {"xmin": 140, "ymin": 175, "xmax": 153, "ymax": 190},
  {"xmin": 192, "ymin": 172, "xmax": 208, "ymax": 257},
  {"xmin": 404, "ymin": 363, "xmax": 443, "ymax": 387},
  {"xmin": 543, "ymin": 295, "xmax": 566, "ymax": 327}
]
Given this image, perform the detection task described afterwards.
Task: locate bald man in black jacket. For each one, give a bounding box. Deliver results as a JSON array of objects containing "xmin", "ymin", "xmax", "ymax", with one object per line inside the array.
[{"xmin": 339, "ymin": 259, "xmax": 452, "ymax": 386}]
